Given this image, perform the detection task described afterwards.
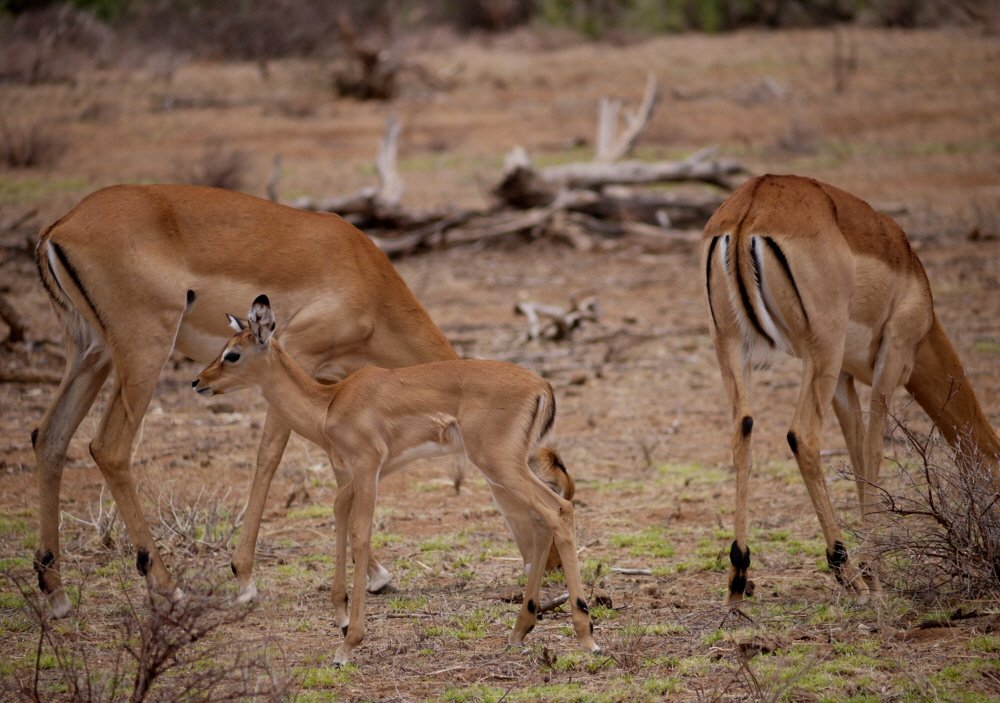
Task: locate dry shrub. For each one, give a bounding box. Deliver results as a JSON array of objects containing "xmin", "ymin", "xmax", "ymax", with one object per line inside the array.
[
  {"xmin": 858, "ymin": 412, "xmax": 1000, "ymax": 600},
  {"xmin": 0, "ymin": 5, "xmax": 112, "ymax": 84},
  {"xmin": 2, "ymin": 568, "xmax": 292, "ymax": 703},
  {"xmin": 153, "ymin": 487, "xmax": 246, "ymax": 557},
  {"xmin": 0, "ymin": 119, "xmax": 69, "ymax": 169},
  {"xmin": 174, "ymin": 139, "xmax": 251, "ymax": 192}
]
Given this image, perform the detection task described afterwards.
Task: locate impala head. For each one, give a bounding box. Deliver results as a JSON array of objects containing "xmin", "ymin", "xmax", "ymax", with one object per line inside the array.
[{"xmin": 192, "ymin": 295, "xmax": 276, "ymax": 396}]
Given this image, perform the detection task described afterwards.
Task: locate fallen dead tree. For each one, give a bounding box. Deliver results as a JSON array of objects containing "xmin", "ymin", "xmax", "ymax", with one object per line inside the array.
[{"xmin": 292, "ymin": 75, "xmax": 748, "ymax": 257}]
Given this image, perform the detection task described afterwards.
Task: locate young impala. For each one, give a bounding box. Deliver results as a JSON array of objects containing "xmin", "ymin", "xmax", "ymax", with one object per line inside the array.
[
  {"xmin": 702, "ymin": 174, "xmax": 1000, "ymax": 604},
  {"xmin": 32, "ymin": 184, "xmax": 571, "ymax": 618},
  {"xmin": 193, "ymin": 296, "xmax": 600, "ymax": 665}
]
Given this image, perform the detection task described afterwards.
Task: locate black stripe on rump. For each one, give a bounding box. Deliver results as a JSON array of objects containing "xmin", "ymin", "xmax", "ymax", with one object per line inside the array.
[
  {"xmin": 51, "ymin": 242, "xmax": 106, "ymax": 331},
  {"xmin": 705, "ymin": 235, "xmax": 720, "ymax": 328},
  {"xmin": 762, "ymin": 236, "xmax": 809, "ymax": 327},
  {"xmin": 733, "ymin": 235, "xmax": 774, "ymax": 347},
  {"xmin": 35, "ymin": 238, "xmax": 69, "ymax": 313}
]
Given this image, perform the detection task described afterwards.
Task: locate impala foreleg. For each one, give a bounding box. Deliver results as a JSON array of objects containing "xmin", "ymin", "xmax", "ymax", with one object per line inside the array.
[
  {"xmin": 332, "ymin": 479, "xmax": 355, "ymax": 634},
  {"xmin": 832, "ymin": 373, "xmax": 867, "ymax": 515},
  {"xmin": 33, "ymin": 347, "xmax": 111, "ymax": 617},
  {"xmin": 333, "ymin": 475, "xmax": 377, "ymax": 667},
  {"xmin": 231, "ymin": 410, "xmax": 291, "ymax": 604}
]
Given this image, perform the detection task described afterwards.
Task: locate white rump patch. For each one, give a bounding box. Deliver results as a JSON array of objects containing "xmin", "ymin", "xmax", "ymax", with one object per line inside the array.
[{"xmin": 718, "ymin": 234, "xmax": 794, "ymax": 370}]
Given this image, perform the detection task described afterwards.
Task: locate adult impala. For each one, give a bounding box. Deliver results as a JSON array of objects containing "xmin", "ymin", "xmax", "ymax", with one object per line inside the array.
[
  {"xmin": 193, "ymin": 296, "xmax": 600, "ymax": 665},
  {"xmin": 701, "ymin": 174, "xmax": 1000, "ymax": 604},
  {"xmin": 32, "ymin": 184, "xmax": 570, "ymax": 618}
]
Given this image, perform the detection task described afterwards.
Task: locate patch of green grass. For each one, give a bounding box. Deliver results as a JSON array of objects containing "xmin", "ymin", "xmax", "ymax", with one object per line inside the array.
[
  {"xmin": 973, "ymin": 340, "xmax": 1000, "ymax": 354},
  {"xmin": 649, "ymin": 622, "xmax": 686, "ymax": 636},
  {"xmin": 0, "ymin": 176, "xmax": 88, "ymax": 206},
  {"xmin": 608, "ymin": 526, "xmax": 674, "ymax": 559},
  {"xmin": 0, "ymin": 517, "xmax": 28, "ymax": 537},
  {"xmin": 439, "ymin": 683, "xmax": 505, "ymax": 702},
  {"xmin": 655, "ymin": 462, "xmax": 728, "ymax": 488},
  {"xmin": 388, "ymin": 595, "xmax": 428, "ymax": 613},
  {"xmin": 420, "ymin": 533, "xmax": 467, "ymax": 552},
  {"xmin": 285, "ymin": 504, "xmax": 334, "ymax": 520},
  {"xmin": 0, "ymin": 590, "xmax": 27, "ymax": 609},
  {"xmin": 0, "ymin": 555, "xmax": 32, "ymax": 570},
  {"xmin": 448, "ymin": 607, "xmax": 494, "ymax": 641},
  {"xmin": 372, "ymin": 532, "xmax": 404, "ymax": 549},
  {"xmin": 590, "ymin": 605, "xmax": 618, "ymax": 620},
  {"xmin": 969, "ymin": 635, "xmax": 1000, "ymax": 653},
  {"xmin": 589, "ymin": 479, "xmax": 645, "ymax": 493},
  {"xmin": 298, "ymin": 662, "xmax": 357, "ymax": 688}
]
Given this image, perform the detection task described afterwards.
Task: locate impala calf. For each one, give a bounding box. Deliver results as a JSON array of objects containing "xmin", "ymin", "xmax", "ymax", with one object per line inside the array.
[
  {"xmin": 193, "ymin": 296, "xmax": 600, "ymax": 665},
  {"xmin": 702, "ymin": 174, "xmax": 1000, "ymax": 604},
  {"xmin": 32, "ymin": 184, "xmax": 572, "ymax": 618}
]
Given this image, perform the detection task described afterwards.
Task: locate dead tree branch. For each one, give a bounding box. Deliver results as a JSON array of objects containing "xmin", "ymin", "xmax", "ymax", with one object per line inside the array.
[{"xmin": 293, "ymin": 75, "xmax": 747, "ymax": 257}]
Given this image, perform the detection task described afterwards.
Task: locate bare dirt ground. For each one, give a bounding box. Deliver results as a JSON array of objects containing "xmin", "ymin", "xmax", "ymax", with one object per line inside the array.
[{"xmin": 1, "ymin": 25, "xmax": 1000, "ymax": 702}]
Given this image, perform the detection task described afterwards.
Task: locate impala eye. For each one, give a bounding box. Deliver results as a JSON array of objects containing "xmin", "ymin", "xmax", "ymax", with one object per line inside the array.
[{"xmin": 224, "ymin": 352, "xmax": 241, "ymax": 363}]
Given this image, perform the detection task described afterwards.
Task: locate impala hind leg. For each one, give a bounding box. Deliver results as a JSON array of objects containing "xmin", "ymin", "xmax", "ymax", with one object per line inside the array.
[
  {"xmin": 712, "ymin": 339, "xmax": 755, "ymax": 605},
  {"xmin": 230, "ymin": 410, "xmax": 291, "ymax": 603},
  {"xmin": 788, "ymin": 357, "xmax": 869, "ymax": 601},
  {"xmin": 479, "ymin": 460, "xmax": 599, "ymax": 655},
  {"xmin": 33, "ymin": 339, "xmax": 111, "ymax": 617},
  {"xmin": 88, "ymin": 334, "xmax": 181, "ymax": 599}
]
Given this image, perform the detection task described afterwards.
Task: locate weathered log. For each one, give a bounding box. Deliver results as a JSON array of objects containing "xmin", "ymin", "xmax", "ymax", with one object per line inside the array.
[
  {"xmin": 540, "ymin": 146, "xmax": 745, "ymax": 191},
  {"xmin": 0, "ymin": 368, "xmax": 62, "ymax": 384}
]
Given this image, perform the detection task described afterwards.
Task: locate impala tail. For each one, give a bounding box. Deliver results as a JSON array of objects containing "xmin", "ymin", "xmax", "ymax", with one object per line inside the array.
[
  {"xmin": 526, "ymin": 387, "xmax": 557, "ymax": 450},
  {"xmin": 35, "ymin": 222, "xmax": 110, "ymax": 366},
  {"xmin": 705, "ymin": 223, "xmax": 804, "ymax": 371},
  {"xmin": 905, "ymin": 317, "xmax": 1000, "ymax": 476}
]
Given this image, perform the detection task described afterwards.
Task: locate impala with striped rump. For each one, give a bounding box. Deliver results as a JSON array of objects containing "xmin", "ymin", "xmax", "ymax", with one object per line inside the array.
[
  {"xmin": 31, "ymin": 184, "xmax": 572, "ymax": 618},
  {"xmin": 193, "ymin": 296, "xmax": 600, "ymax": 665},
  {"xmin": 702, "ymin": 174, "xmax": 1000, "ymax": 604}
]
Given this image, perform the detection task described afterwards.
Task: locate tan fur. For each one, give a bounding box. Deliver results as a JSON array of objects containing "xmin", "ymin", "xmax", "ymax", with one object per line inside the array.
[
  {"xmin": 702, "ymin": 174, "xmax": 1000, "ymax": 604},
  {"xmin": 528, "ymin": 447, "xmax": 575, "ymax": 572},
  {"xmin": 31, "ymin": 185, "xmax": 572, "ymax": 617},
  {"xmin": 194, "ymin": 298, "xmax": 600, "ymax": 665}
]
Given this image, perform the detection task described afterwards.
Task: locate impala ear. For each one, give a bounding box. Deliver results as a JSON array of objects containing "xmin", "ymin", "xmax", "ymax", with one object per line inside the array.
[
  {"xmin": 247, "ymin": 295, "xmax": 275, "ymax": 345},
  {"xmin": 226, "ymin": 314, "xmax": 246, "ymax": 332}
]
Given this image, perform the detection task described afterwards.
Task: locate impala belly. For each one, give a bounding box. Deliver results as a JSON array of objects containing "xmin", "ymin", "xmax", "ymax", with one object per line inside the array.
[{"xmin": 841, "ymin": 320, "xmax": 877, "ymax": 387}]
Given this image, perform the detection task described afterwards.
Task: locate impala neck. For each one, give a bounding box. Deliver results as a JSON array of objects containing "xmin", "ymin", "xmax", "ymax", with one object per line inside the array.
[
  {"xmin": 254, "ymin": 342, "xmax": 337, "ymax": 449},
  {"xmin": 904, "ymin": 316, "xmax": 1000, "ymax": 475}
]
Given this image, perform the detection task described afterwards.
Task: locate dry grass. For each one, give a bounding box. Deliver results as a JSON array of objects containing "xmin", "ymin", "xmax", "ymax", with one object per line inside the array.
[{"xmin": 0, "ymin": 119, "xmax": 69, "ymax": 169}]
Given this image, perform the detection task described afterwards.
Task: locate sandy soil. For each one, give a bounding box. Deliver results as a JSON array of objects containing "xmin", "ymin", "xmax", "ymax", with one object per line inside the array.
[{"xmin": 1, "ymin": 25, "xmax": 1000, "ymax": 702}]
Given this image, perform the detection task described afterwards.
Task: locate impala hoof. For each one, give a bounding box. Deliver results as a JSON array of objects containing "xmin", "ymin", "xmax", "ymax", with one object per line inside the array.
[
  {"xmin": 46, "ymin": 590, "xmax": 74, "ymax": 620},
  {"xmin": 235, "ymin": 581, "xmax": 258, "ymax": 605},
  {"xmin": 366, "ymin": 565, "xmax": 392, "ymax": 594}
]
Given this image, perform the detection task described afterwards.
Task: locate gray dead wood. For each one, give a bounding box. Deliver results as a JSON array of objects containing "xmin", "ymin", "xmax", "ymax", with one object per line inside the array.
[{"xmin": 292, "ymin": 75, "xmax": 746, "ymax": 257}]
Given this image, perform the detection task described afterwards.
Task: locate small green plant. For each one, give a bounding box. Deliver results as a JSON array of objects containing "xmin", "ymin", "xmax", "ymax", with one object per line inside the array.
[{"xmin": 609, "ymin": 526, "xmax": 675, "ymax": 558}]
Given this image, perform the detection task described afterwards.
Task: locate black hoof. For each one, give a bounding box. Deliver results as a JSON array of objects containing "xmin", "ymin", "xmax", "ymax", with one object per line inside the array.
[{"xmin": 369, "ymin": 582, "xmax": 398, "ymax": 595}]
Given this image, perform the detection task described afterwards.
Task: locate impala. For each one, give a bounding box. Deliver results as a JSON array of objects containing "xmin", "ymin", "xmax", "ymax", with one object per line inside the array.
[
  {"xmin": 32, "ymin": 184, "xmax": 570, "ymax": 618},
  {"xmin": 193, "ymin": 295, "xmax": 600, "ymax": 665},
  {"xmin": 702, "ymin": 174, "xmax": 1000, "ymax": 604}
]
